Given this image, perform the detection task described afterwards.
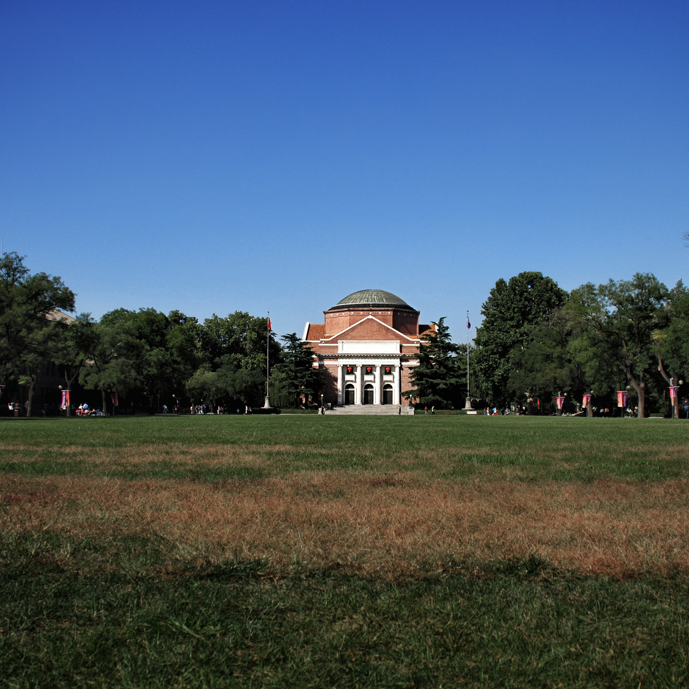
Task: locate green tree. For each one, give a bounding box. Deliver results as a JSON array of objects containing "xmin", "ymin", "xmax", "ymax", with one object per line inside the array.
[
  {"xmin": 563, "ymin": 284, "xmax": 618, "ymax": 417},
  {"xmin": 274, "ymin": 333, "xmax": 323, "ymax": 408},
  {"xmin": 199, "ymin": 312, "xmax": 281, "ymax": 408},
  {"xmin": 404, "ymin": 318, "xmax": 463, "ymax": 409},
  {"xmin": 474, "ymin": 272, "xmax": 568, "ymax": 405},
  {"xmin": 507, "ymin": 309, "xmax": 573, "ymax": 414},
  {"xmin": 594, "ymin": 274, "xmax": 667, "ymax": 418},
  {"xmin": 53, "ymin": 314, "xmax": 98, "ymax": 409},
  {"xmin": 185, "ymin": 367, "xmax": 221, "ymax": 408},
  {"xmin": 201, "ymin": 312, "xmax": 280, "ymax": 371},
  {"xmin": 0, "ymin": 253, "xmax": 75, "ymax": 415},
  {"xmin": 655, "ymin": 281, "xmax": 689, "ymax": 418},
  {"xmin": 81, "ymin": 309, "xmax": 202, "ymax": 412},
  {"xmin": 217, "ymin": 362, "xmax": 266, "ymax": 407}
]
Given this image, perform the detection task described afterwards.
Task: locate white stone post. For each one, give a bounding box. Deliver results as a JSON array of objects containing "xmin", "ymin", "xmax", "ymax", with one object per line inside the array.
[
  {"xmin": 374, "ymin": 364, "xmax": 381, "ymax": 405},
  {"xmin": 337, "ymin": 364, "xmax": 343, "ymax": 406},
  {"xmin": 356, "ymin": 364, "xmax": 362, "ymax": 405}
]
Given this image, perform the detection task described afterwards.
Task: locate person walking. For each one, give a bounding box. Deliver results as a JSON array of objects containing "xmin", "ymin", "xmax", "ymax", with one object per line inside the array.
[
  {"xmin": 684, "ymin": 399, "xmax": 689, "ymax": 419},
  {"xmin": 431, "ymin": 406, "xmax": 435, "ymax": 416},
  {"xmin": 424, "ymin": 406, "xmax": 428, "ymax": 415}
]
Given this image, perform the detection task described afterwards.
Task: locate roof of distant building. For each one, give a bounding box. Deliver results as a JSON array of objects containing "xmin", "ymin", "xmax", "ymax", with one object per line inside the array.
[
  {"xmin": 333, "ymin": 289, "xmax": 412, "ymax": 309},
  {"xmin": 305, "ymin": 323, "xmax": 325, "ymax": 341},
  {"xmin": 46, "ymin": 309, "xmax": 76, "ymax": 324}
]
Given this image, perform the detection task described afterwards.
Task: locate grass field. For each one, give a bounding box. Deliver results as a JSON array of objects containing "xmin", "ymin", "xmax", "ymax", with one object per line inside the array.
[{"xmin": 2, "ymin": 415, "xmax": 689, "ymax": 687}]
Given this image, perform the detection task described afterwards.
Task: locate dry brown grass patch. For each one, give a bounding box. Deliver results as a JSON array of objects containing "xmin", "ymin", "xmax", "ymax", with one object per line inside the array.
[{"xmin": 3, "ymin": 472, "xmax": 689, "ymax": 578}]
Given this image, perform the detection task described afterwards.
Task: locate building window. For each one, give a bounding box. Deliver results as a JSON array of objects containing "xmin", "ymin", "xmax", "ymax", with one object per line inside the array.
[{"xmin": 383, "ymin": 384, "xmax": 393, "ymax": 405}]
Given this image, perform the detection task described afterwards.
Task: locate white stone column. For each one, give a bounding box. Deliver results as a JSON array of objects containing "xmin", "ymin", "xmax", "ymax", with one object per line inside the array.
[
  {"xmin": 337, "ymin": 364, "xmax": 343, "ymax": 406},
  {"xmin": 374, "ymin": 364, "xmax": 381, "ymax": 405},
  {"xmin": 393, "ymin": 364, "xmax": 401, "ymax": 404},
  {"xmin": 356, "ymin": 364, "xmax": 362, "ymax": 404}
]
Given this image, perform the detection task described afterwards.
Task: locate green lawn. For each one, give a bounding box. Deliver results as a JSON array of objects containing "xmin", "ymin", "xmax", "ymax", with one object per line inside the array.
[
  {"xmin": 0, "ymin": 413, "xmax": 687, "ymax": 482},
  {"xmin": 2, "ymin": 416, "xmax": 689, "ymax": 687}
]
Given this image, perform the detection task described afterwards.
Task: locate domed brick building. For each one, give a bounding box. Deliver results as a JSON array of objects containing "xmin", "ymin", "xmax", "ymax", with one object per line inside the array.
[{"xmin": 303, "ymin": 289, "xmax": 435, "ymax": 407}]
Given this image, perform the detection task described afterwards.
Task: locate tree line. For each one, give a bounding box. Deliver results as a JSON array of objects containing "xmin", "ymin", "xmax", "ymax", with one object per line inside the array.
[
  {"xmin": 0, "ymin": 253, "xmax": 322, "ymax": 415},
  {"xmin": 406, "ymin": 271, "xmax": 689, "ymax": 417},
  {"xmin": 3, "ymin": 253, "xmax": 688, "ymax": 417}
]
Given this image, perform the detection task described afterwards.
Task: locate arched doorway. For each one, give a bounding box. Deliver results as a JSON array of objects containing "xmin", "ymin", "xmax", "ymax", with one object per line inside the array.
[
  {"xmin": 344, "ymin": 384, "xmax": 355, "ymax": 405},
  {"xmin": 363, "ymin": 384, "xmax": 374, "ymax": 405},
  {"xmin": 382, "ymin": 384, "xmax": 393, "ymax": 405}
]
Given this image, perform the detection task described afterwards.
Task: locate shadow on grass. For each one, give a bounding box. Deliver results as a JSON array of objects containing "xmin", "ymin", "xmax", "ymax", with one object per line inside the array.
[{"xmin": 2, "ymin": 532, "xmax": 689, "ymax": 687}]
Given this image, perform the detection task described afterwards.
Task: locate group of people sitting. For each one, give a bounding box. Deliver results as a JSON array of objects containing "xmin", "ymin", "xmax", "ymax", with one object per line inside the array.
[{"xmin": 75, "ymin": 403, "xmax": 103, "ymax": 417}]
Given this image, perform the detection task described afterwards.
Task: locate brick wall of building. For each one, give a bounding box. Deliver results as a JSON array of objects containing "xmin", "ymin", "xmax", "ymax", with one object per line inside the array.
[{"xmin": 324, "ymin": 307, "xmax": 420, "ymax": 338}]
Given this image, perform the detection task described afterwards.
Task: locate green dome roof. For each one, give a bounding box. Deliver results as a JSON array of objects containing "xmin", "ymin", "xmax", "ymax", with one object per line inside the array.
[{"xmin": 334, "ymin": 289, "xmax": 411, "ymax": 308}]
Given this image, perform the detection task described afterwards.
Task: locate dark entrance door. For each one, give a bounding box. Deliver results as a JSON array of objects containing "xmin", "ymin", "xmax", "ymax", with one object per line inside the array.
[
  {"xmin": 383, "ymin": 385, "xmax": 393, "ymax": 405},
  {"xmin": 363, "ymin": 384, "xmax": 374, "ymax": 405},
  {"xmin": 344, "ymin": 384, "xmax": 355, "ymax": 405}
]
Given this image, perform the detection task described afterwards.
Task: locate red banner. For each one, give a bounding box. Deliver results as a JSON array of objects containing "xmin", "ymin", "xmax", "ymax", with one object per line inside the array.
[
  {"xmin": 670, "ymin": 386, "xmax": 678, "ymax": 403},
  {"xmin": 556, "ymin": 396, "xmax": 564, "ymax": 410},
  {"xmin": 617, "ymin": 391, "xmax": 627, "ymax": 408},
  {"xmin": 582, "ymin": 394, "xmax": 590, "ymax": 408}
]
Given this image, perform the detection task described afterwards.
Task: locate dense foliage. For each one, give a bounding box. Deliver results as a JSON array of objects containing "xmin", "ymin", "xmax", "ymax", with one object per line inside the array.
[
  {"xmin": 473, "ymin": 271, "xmax": 569, "ymax": 406},
  {"xmin": 0, "ymin": 255, "xmax": 317, "ymax": 413},
  {"xmin": 404, "ymin": 318, "xmax": 466, "ymax": 409},
  {"xmin": 2, "ymin": 254, "xmax": 689, "ymax": 416},
  {"xmin": 0, "ymin": 253, "xmax": 75, "ymax": 414},
  {"xmin": 473, "ymin": 272, "xmax": 688, "ymax": 417}
]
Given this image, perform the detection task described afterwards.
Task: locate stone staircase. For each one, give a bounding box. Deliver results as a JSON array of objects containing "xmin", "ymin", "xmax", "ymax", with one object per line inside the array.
[{"xmin": 327, "ymin": 404, "xmax": 415, "ymax": 416}]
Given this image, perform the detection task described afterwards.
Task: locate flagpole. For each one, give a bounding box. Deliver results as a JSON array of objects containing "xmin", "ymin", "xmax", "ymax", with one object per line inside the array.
[
  {"xmin": 464, "ymin": 310, "xmax": 473, "ymax": 410},
  {"xmin": 264, "ymin": 312, "xmax": 272, "ymax": 409}
]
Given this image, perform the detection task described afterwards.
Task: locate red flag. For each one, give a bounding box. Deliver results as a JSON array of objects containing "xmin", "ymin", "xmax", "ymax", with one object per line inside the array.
[{"xmin": 267, "ymin": 317, "xmax": 272, "ymax": 331}]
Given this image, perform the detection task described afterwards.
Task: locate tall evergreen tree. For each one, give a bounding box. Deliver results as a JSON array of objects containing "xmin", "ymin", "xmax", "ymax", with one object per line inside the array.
[
  {"xmin": 274, "ymin": 333, "xmax": 322, "ymax": 408},
  {"xmin": 404, "ymin": 318, "xmax": 463, "ymax": 409}
]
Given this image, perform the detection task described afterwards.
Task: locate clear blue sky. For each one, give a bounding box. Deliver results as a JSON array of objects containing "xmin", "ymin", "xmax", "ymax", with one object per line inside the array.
[{"xmin": 2, "ymin": 0, "xmax": 688, "ymax": 340}]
